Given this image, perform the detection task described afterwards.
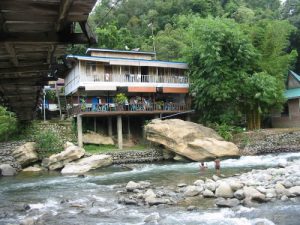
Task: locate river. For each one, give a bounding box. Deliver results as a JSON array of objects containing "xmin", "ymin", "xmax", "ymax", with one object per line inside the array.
[{"xmin": 1, "ymin": 152, "xmax": 300, "ymax": 225}]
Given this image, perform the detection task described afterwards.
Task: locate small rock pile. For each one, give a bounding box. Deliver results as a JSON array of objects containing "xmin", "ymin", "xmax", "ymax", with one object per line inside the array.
[
  {"xmin": 106, "ymin": 149, "xmax": 164, "ymax": 164},
  {"xmin": 0, "ymin": 141, "xmax": 25, "ymax": 170},
  {"xmin": 118, "ymin": 162, "xmax": 300, "ymax": 209}
]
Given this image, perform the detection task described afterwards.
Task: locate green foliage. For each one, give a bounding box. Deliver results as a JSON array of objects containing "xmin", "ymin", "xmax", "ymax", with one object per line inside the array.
[
  {"xmin": 0, "ymin": 106, "xmax": 17, "ymax": 141},
  {"xmin": 35, "ymin": 130, "xmax": 64, "ymax": 158},
  {"xmin": 212, "ymin": 123, "xmax": 243, "ymax": 141},
  {"xmin": 115, "ymin": 93, "xmax": 128, "ymax": 104},
  {"xmin": 243, "ymin": 20, "xmax": 298, "ymax": 79},
  {"xmin": 45, "ymin": 90, "xmax": 56, "ymax": 101},
  {"xmin": 184, "ymin": 17, "xmax": 258, "ymax": 123}
]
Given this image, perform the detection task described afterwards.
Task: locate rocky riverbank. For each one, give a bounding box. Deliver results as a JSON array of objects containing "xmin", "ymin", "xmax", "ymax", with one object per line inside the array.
[
  {"xmin": 234, "ymin": 128, "xmax": 300, "ymax": 155},
  {"xmin": 0, "ymin": 141, "xmax": 24, "ymax": 171},
  {"xmin": 117, "ymin": 160, "xmax": 300, "ymax": 209}
]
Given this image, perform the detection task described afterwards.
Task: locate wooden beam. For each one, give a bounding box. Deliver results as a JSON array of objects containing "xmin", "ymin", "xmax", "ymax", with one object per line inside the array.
[
  {"xmin": 56, "ymin": 0, "xmax": 74, "ymax": 32},
  {"xmin": 0, "ymin": 65, "xmax": 49, "ymax": 74},
  {"xmin": 79, "ymin": 21, "xmax": 97, "ymax": 45},
  {"xmin": 47, "ymin": 45, "xmax": 56, "ymax": 64},
  {"xmin": 0, "ymin": 32, "xmax": 89, "ymax": 44},
  {"xmin": 4, "ymin": 42, "xmax": 18, "ymax": 66}
]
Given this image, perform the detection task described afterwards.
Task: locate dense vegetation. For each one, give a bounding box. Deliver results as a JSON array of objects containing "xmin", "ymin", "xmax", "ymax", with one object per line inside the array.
[
  {"xmin": 0, "ymin": 106, "xmax": 17, "ymax": 141},
  {"xmin": 72, "ymin": 0, "xmax": 300, "ymax": 129}
]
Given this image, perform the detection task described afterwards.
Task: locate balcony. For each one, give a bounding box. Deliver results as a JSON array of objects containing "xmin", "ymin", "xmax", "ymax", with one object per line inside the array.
[
  {"xmin": 83, "ymin": 73, "xmax": 189, "ymax": 84},
  {"xmin": 69, "ymin": 102, "xmax": 190, "ymax": 116}
]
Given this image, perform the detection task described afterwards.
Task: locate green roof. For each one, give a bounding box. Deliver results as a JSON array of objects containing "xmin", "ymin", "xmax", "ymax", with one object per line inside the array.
[
  {"xmin": 285, "ymin": 88, "xmax": 300, "ymax": 99},
  {"xmin": 290, "ymin": 70, "xmax": 300, "ymax": 82}
]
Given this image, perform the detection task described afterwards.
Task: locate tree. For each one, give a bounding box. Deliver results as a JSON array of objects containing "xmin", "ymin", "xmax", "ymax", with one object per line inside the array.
[
  {"xmin": 184, "ymin": 17, "xmax": 258, "ymax": 124},
  {"xmin": 242, "ymin": 20, "xmax": 298, "ymax": 79},
  {"xmin": 0, "ymin": 106, "xmax": 17, "ymax": 141},
  {"xmin": 242, "ymin": 72, "xmax": 285, "ymax": 129}
]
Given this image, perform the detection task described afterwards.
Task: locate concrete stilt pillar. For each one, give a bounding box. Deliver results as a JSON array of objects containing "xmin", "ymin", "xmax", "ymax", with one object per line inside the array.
[
  {"xmin": 94, "ymin": 117, "xmax": 97, "ymax": 132},
  {"xmin": 117, "ymin": 115, "xmax": 123, "ymax": 150},
  {"xmin": 108, "ymin": 117, "xmax": 113, "ymax": 136},
  {"xmin": 77, "ymin": 114, "xmax": 83, "ymax": 148},
  {"xmin": 186, "ymin": 114, "xmax": 191, "ymax": 121},
  {"xmin": 127, "ymin": 116, "xmax": 131, "ymax": 139}
]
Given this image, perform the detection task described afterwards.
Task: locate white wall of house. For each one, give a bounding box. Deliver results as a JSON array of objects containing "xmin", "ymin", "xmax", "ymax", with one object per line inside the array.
[{"xmin": 64, "ymin": 60, "xmax": 189, "ymax": 95}]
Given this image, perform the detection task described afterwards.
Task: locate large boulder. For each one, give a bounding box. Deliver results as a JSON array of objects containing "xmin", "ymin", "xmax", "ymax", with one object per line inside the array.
[
  {"xmin": 61, "ymin": 154, "xmax": 113, "ymax": 174},
  {"xmin": 145, "ymin": 119, "xmax": 239, "ymax": 161},
  {"xmin": 12, "ymin": 142, "xmax": 38, "ymax": 167},
  {"xmin": 41, "ymin": 145, "xmax": 85, "ymax": 170},
  {"xmin": 83, "ymin": 132, "xmax": 114, "ymax": 145},
  {"xmin": 0, "ymin": 164, "xmax": 17, "ymax": 176},
  {"xmin": 215, "ymin": 182, "xmax": 234, "ymax": 198}
]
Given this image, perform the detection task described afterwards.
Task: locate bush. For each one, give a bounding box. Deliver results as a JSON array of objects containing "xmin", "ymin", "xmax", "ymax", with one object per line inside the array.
[
  {"xmin": 212, "ymin": 123, "xmax": 243, "ymax": 141},
  {"xmin": 0, "ymin": 106, "xmax": 17, "ymax": 141},
  {"xmin": 35, "ymin": 130, "xmax": 63, "ymax": 157}
]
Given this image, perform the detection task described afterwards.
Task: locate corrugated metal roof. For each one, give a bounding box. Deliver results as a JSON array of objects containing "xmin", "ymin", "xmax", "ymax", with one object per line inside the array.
[
  {"xmin": 285, "ymin": 88, "xmax": 300, "ymax": 99},
  {"xmin": 86, "ymin": 48, "xmax": 156, "ymax": 55},
  {"xmin": 66, "ymin": 55, "xmax": 188, "ymax": 69},
  {"xmin": 289, "ymin": 70, "xmax": 300, "ymax": 82}
]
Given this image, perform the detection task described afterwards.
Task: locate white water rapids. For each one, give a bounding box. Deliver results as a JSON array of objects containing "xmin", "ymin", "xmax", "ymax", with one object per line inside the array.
[{"xmin": 0, "ymin": 152, "xmax": 299, "ymax": 225}]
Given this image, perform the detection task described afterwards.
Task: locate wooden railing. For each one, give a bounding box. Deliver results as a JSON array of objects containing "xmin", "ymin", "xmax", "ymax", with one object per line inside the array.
[
  {"xmin": 83, "ymin": 73, "xmax": 189, "ymax": 84},
  {"xmin": 68, "ymin": 102, "xmax": 189, "ymax": 115}
]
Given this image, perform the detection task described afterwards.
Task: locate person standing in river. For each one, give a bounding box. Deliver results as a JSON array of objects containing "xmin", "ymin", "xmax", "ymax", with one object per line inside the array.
[
  {"xmin": 199, "ymin": 162, "xmax": 207, "ymax": 176},
  {"xmin": 214, "ymin": 157, "xmax": 221, "ymax": 176}
]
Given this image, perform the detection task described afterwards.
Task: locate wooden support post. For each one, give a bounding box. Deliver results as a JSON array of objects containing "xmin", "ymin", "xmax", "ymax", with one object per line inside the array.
[
  {"xmin": 108, "ymin": 116, "xmax": 112, "ymax": 136},
  {"xmin": 77, "ymin": 114, "xmax": 83, "ymax": 148},
  {"xmin": 94, "ymin": 117, "xmax": 97, "ymax": 132},
  {"xmin": 117, "ymin": 115, "xmax": 123, "ymax": 150}
]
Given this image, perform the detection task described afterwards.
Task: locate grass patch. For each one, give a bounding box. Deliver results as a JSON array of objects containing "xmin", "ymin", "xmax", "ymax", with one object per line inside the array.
[{"xmin": 84, "ymin": 143, "xmax": 149, "ymax": 154}]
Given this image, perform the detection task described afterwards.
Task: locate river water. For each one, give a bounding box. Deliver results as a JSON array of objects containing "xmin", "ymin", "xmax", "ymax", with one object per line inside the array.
[{"xmin": 1, "ymin": 152, "xmax": 300, "ymax": 225}]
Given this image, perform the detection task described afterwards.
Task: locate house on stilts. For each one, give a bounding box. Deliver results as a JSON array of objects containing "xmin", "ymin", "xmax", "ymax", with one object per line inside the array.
[{"xmin": 64, "ymin": 48, "xmax": 191, "ymax": 149}]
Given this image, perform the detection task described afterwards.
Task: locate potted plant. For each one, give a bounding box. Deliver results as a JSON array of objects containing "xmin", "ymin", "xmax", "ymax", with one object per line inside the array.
[{"xmin": 115, "ymin": 93, "xmax": 128, "ymax": 110}]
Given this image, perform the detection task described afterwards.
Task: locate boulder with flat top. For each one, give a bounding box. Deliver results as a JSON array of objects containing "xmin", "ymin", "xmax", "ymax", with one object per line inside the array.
[
  {"xmin": 83, "ymin": 131, "xmax": 114, "ymax": 145},
  {"xmin": 61, "ymin": 154, "xmax": 113, "ymax": 174},
  {"xmin": 12, "ymin": 142, "xmax": 38, "ymax": 167},
  {"xmin": 145, "ymin": 119, "xmax": 239, "ymax": 161},
  {"xmin": 41, "ymin": 145, "xmax": 85, "ymax": 170}
]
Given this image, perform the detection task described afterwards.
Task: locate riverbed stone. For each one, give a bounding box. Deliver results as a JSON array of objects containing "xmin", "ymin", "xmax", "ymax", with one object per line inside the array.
[
  {"xmin": 215, "ymin": 198, "xmax": 240, "ymax": 208},
  {"xmin": 22, "ymin": 165, "xmax": 45, "ymax": 172},
  {"xmin": 0, "ymin": 164, "xmax": 17, "ymax": 176},
  {"xmin": 289, "ymin": 186, "xmax": 300, "ymax": 196},
  {"xmin": 145, "ymin": 119, "xmax": 240, "ymax": 161},
  {"xmin": 83, "ymin": 131, "xmax": 114, "ymax": 145},
  {"xmin": 234, "ymin": 189, "xmax": 245, "ymax": 200},
  {"xmin": 243, "ymin": 186, "xmax": 266, "ymax": 203},
  {"xmin": 203, "ymin": 189, "xmax": 215, "ymax": 198},
  {"xmin": 126, "ymin": 181, "xmax": 141, "ymax": 192},
  {"xmin": 215, "ymin": 182, "xmax": 234, "ymax": 198},
  {"xmin": 144, "ymin": 212, "xmax": 160, "ymax": 223},
  {"xmin": 204, "ymin": 181, "xmax": 216, "ymax": 192},
  {"xmin": 194, "ymin": 179, "xmax": 205, "ymax": 186},
  {"xmin": 275, "ymin": 183, "xmax": 291, "ymax": 197},
  {"xmin": 12, "ymin": 142, "xmax": 38, "ymax": 167},
  {"xmin": 229, "ymin": 181, "xmax": 243, "ymax": 191},
  {"xmin": 184, "ymin": 185, "xmax": 203, "ymax": 197},
  {"xmin": 61, "ymin": 154, "xmax": 113, "ymax": 174},
  {"xmin": 41, "ymin": 145, "xmax": 85, "ymax": 170}
]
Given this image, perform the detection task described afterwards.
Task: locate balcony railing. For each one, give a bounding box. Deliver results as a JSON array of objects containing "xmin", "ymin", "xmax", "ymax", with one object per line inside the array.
[
  {"xmin": 84, "ymin": 73, "xmax": 189, "ymax": 84},
  {"xmin": 69, "ymin": 102, "xmax": 189, "ymax": 115}
]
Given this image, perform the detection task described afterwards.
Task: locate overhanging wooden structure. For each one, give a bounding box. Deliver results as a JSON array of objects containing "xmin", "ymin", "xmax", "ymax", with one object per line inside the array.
[{"xmin": 0, "ymin": 0, "xmax": 97, "ymax": 120}]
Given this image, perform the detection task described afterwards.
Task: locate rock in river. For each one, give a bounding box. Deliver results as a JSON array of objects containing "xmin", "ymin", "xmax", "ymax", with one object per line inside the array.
[
  {"xmin": 42, "ymin": 145, "xmax": 85, "ymax": 170},
  {"xmin": 12, "ymin": 142, "xmax": 38, "ymax": 167},
  {"xmin": 0, "ymin": 164, "xmax": 17, "ymax": 176},
  {"xmin": 61, "ymin": 154, "xmax": 113, "ymax": 174},
  {"xmin": 145, "ymin": 119, "xmax": 239, "ymax": 161}
]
